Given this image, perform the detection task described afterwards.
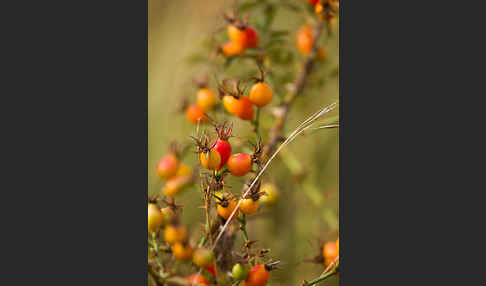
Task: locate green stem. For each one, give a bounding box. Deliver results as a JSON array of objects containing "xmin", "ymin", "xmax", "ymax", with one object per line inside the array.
[
  {"xmin": 198, "ymin": 235, "xmax": 208, "ymax": 247},
  {"xmin": 238, "ymin": 215, "xmax": 249, "ymax": 242},
  {"xmin": 303, "ymin": 260, "xmax": 339, "ymax": 286},
  {"xmin": 252, "ymin": 107, "xmax": 261, "ymax": 140}
]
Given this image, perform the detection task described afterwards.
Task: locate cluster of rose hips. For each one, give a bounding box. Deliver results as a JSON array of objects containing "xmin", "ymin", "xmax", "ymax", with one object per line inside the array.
[
  {"xmin": 148, "ymin": 196, "xmax": 281, "ymax": 286},
  {"xmin": 150, "ymin": 120, "xmax": 282, "ymax": 285},
  {"xmin": 220, "ymin": 15, "xmax": 259, "ymax": 58},
  {"xmin": 185, "ymin": 68, "xmax": 273, "ymax": 125},
  {"xmin": 214, "ymin": 181, "xmax": 280, "ymax": 221},
  {"xmin": 156, "ymin": 143, "xmax": 194, "ymax": 197},
  {"xmin": 192, "ymin": 122, "xmax": 266, "ymax": 217},
  {"xmin": 148, "ymin": 199, "xmax": 217, "ymax": 285},
  {"xmin": 195, "ymin": 124, "xmax": 282, "ymax": 285}
]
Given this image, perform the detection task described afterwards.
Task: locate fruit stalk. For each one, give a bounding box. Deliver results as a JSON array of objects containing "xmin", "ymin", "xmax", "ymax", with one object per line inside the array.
[
  {"xmin": 238, "ymin": 214, "xmax": 250, "ymax": 243},
  {"xmin": 204, "ymin": 185, "xmax": 213, "ymax": 246},
  {"xmin": 252, "ymin": 107, "xmax": 261, "ymax": 138}
]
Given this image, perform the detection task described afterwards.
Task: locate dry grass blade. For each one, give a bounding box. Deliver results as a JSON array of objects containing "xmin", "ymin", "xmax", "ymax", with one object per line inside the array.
[{"xmin": 312, "ymin": 124, "xmax": 339, "ymax": 130}]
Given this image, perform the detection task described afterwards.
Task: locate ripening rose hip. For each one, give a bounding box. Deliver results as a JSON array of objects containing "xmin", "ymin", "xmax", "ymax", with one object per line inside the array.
[
  {"xmin": 307, "ymin": 0, "xmax": 319, "ymax": 5},
  {"xmin": 336, "ymin": 238, "xmax": 339, "ymax": 256},
  {"xmin": 227, "ymin": 25, "xmax": 259, "ymax": 49},
  {"xmin": 217, "ymin": 197, "xmax": 239, "ymax": 220},
  {"xmin": 243, "ymin": 26, "xmax": 259, "ymax": 48},
  {"xmin": 200, "ymin": 149, "xmax": 222, "ymax": 170},
  {"xmin": 172, "ymin": 242, "xmax": 193, "ymax": 261},
  {"xmin": 222, "ymin": 95, "xmax": 239, "ymax": 114},
  {"xmin": 223, "ymin": 95, "xmax": 254, "ymax": 120},
  {"xmin": 297, "ymin": 25, "xmax": 314, "ymax": 56},
  {"xmin": 222, "ymin": 41, "xmax": 245, "ymax": 57},
  {"xmin": 249, "ymin": 82, "xmax": 273, "ymax": 107},
  {"xmin": 239, "ymin": 198, "xmax": 259, "ymax": 215},
  {"xmin": 197, "ymin": 88, "xmax": 217, "ymax": 111},
  {"xmin": 227, "ymin": 25, "xmax": 245, "ymax": 42},
  {"xmin": 160, "ymin": 207, "xmax": 175, "ymax": 226},
  {"xmin": 259, "ymin": 183, "xmax": 280, "ymax": 206},
  {"xmin": 164, "ymin": 224, "xmax": 188, "ymax": 244},
  {"xmin": 227, "ymin": 153, "xmax": 253, "ymax": 177},
  {"xmin": 205, "ymin": 265, "xmax": 216, "ymax": 276},
  {"xmin": 232, "ymin": 263, "xmax": 250, "ymax": 281},
  {"xmin": 148, "ymin": 203, "xmax": 164, "ymax": 233},
  {"xmin": 243, "ymin": 265, "xmax": 270, "ymax": 286},
  {"xmin": 175, "ymin": 163, "xmax": 192, "ymax": 177},
  {"xmin": 187, "ymin": 273, "xmax": 209, "ymax": 286},
  {"xmin": 234, "ymin": 96, "xmax": 254, "ymax": 120},
  {"xmin": 186, "ymin": 104, "xmax": 207, "ymax": 124},
  {"xmin": 156, "ymin": 153, "xmax": 179, "ymax": 179},
  {"xmin": 193, "ymin": 248, "xmax": 215, "ymax": 267},
  {"xmin": 323, "ymin": 241, "xmax": 338, "ymax": 267},
  {"xmin": 163, "ymin": 175, "xmax": 192, "ymax": 197},
  {"xmin": 213, "ymin": 138, "xmax": 232, "ymax": 169}
]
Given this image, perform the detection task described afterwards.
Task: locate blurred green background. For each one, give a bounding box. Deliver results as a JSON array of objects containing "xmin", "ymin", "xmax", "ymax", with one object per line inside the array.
[{"xmin": 149, "ymin": 0, "xmax": 338, "ymax": 285}]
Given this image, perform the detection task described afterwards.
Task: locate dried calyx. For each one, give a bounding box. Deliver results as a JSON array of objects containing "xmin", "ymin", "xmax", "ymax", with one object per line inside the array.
[
  {"xmin": 213, "ymin": 121, "xmax": 233, "ymax": 141},
  {"xmin": 264, "ymin": 260, "xmax": 281, "ymax": 272},
  {"xmin": 191, "ymin": 132, "xmax": 215, "ymax": 154},
  {"xmin": 223, "ymin": 12, "xmax": 248, "ymax": 30},
  {"xmin": 214, "ymin": 192, "xmax": 233, "ymax": 207},
  {"xmin": 148, "ymin": 195, "xmax": 158, "ymax": 204},
  {"xmin": 250, "ymin": 139, "xmax": 263, "ymax": 165},
  {"xmin": 217, "ymin": 78, "xmax": 244, "ymax": 100},
  {"xmin": 243, "ymin": 180, "xmax": 264, "ymax": 201},
  {"xmin": 202, "ymin": 175, "xmax": 225, "ymax": 195}
]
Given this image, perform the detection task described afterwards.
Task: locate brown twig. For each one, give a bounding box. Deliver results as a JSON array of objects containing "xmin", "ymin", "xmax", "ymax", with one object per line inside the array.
[{"xmin": 261, "ymin": 21, "xmax": 326, "ymax": 160}]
